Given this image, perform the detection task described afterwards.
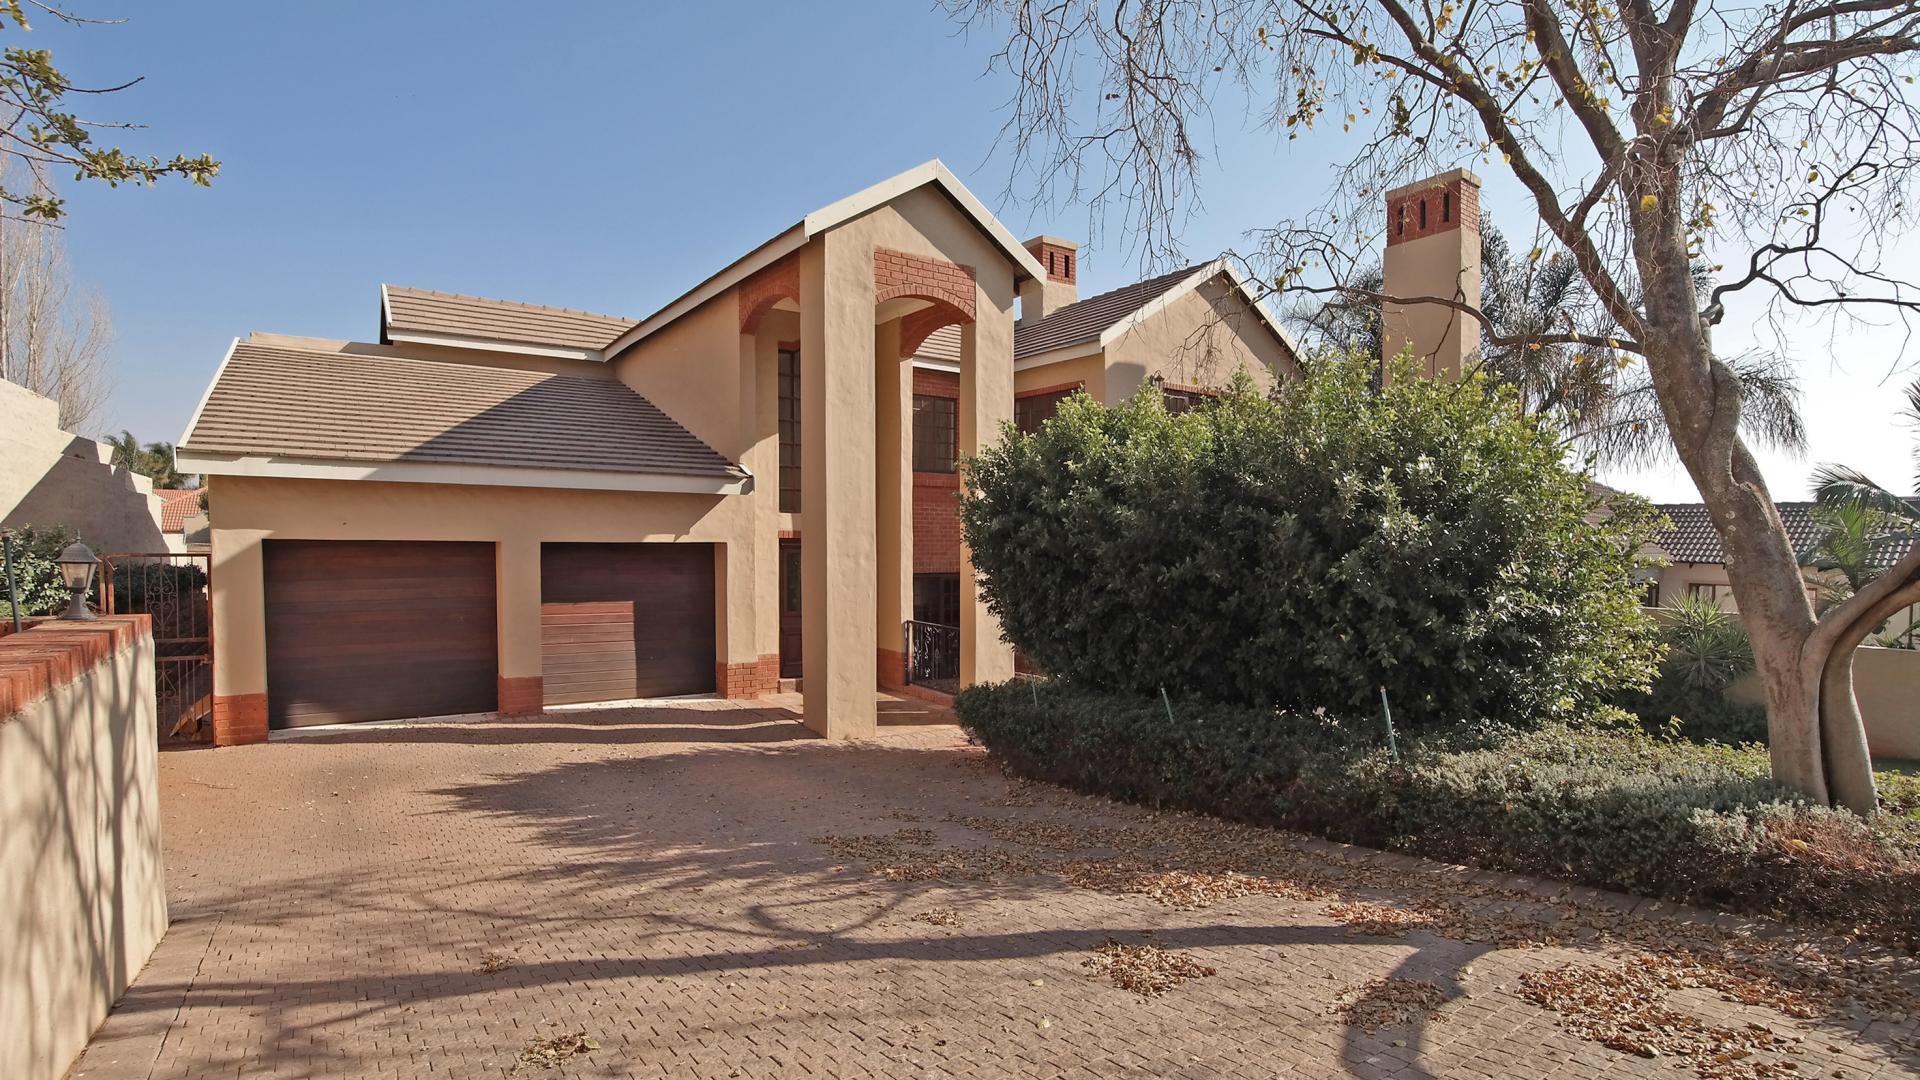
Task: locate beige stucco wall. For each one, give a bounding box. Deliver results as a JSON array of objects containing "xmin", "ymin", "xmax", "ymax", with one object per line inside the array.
[
  {"xmin": 1650, "ymin": 560, "xmax": 1916, "ymax": 641},
  {"xmin": 1381, "ymin": 225, "xmax": 1482, "ymax": 381},
  {"xmin": 1016, "ymin": 351, "xmax": 1108, "ymax": 401},
  {"xmin": 1, "ymin": 620, "xmax": 165, "ymax": 1080},
  {"xmin": 208, "ymin": 475, "xmax": 758, "ymax": 697},
  {"xmin": 1726, "ymin": 646, "xmax": 1920, "ymax": 761},
  {"xmin": 1101, "ymin": 277, "xmax": 1294, "ymax": 400},
  {"xmin": 0, "ymin": 377, "xmax": 168, "ymax": 554}
]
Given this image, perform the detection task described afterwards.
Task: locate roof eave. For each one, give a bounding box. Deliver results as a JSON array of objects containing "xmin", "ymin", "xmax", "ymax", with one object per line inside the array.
[{"xmin": 176, "ymin": 449, "xmax": 753, "ymax": 497}]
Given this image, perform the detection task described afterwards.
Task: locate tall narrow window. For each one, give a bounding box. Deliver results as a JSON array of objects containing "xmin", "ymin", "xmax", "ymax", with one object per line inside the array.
[
  {"xmin": 1396, "ymin": 204, "xmax": 1406, "ymax": 236},
  {"xmin": 912, "ymin": 395, "xmax": 958, "ymax": 473},
  {"xmin": 1418, "ymin": 198, "xmax": 1427, "ymax": 230},
  {"xmin": 778, "ymin": 348, "xmax": 801, "ymax": 513},
  {"xmin": 1442, "ymin": 191, "xmax": 1452, "ymax": 223}
]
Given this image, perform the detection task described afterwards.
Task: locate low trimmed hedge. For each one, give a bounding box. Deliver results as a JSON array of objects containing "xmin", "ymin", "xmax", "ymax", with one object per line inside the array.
[{"xmin": 955, "ymin": 681, "xmax": 1920, "ymax": 943}]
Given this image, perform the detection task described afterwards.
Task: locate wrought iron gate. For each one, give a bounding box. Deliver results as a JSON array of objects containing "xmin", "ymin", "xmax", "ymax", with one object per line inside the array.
[{"xmin": 103, "ymin": 552, "xmax": 213, "ymax": 743}]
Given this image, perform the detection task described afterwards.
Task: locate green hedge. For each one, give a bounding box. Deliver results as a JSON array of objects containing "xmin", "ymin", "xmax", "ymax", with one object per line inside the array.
[
  {"xmin": 956, "ymin": 681, "xmax": 1920, "ymax": 938},
  {"xmin": 958, "ymin": 355, "xmax": 1662, "ymax": 729}
]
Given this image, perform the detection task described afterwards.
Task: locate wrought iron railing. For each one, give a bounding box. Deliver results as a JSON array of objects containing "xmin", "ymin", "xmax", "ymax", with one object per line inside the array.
[
  {"xmin": 903, "ymin": 620, "xmax": 960, "ymax": 695},
  {"xmin": 103, "ymin": 553, "xmax": 213, "ymax": 742}
]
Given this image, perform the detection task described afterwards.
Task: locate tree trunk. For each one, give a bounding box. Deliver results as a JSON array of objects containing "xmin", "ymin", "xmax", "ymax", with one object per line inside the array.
[{"xmin": 1804, "ymin": 547, "xmax": 1920, "ymax": 815}]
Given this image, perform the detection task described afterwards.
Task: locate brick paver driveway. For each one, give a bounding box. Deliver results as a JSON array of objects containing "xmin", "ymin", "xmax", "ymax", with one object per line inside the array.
[{"xmin": 73, "ymin": 697, "xmax": 1920, "ymax": 1079}]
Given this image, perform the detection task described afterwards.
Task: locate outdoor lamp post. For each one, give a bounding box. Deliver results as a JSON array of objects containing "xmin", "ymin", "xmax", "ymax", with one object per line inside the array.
[{"xmin": 56, "ymin": 541, "xmax": 99, "ymax": 621}]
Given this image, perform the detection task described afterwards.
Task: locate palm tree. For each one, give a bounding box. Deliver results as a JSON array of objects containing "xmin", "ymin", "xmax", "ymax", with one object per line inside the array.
[
  {"xmin": 1811, "ymin": 378, "xmax": 1920, "ymax": 527},
  {"xmin": 1289, "ymin": 221, "xmax": 1808, "ymax": 467}
]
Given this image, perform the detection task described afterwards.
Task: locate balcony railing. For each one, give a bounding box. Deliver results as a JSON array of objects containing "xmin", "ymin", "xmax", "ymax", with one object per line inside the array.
[{"xmin": 903, "ymin": 620, "xmax": 960, "ymax": 695}]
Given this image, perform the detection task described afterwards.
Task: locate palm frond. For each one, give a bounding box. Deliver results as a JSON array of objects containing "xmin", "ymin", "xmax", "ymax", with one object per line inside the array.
[{"xmin": 1810, "ymin": 463, "xmax": 1919, "ymax": 523}]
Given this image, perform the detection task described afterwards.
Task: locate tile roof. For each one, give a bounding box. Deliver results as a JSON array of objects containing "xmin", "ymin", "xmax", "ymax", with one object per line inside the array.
[
  {"xmin": 913, "ymin": 324, "xmax": 962, "ymax": 366},
  {"xmin": 382, "ymin": 285, "xmax": 636, "ymax": 353},
  {"xmin": 182, "ymin": 341, "xmax": 744, "ymax": 480},
  {"xmin": 1652, "ymin": 501, "xmax": 1917, "ymax": 573},
  {"xmin": 153, "ymin": 489, "xmax": 202, "ymax": 533},
  {"xmin": 1013, "ymin": 265, "xmax": 1206, "ymax": 360}
]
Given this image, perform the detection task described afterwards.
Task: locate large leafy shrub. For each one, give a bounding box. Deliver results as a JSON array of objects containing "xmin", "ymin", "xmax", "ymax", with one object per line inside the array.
[
  {"xmin": 0, "ymin": 524, "xmax": 75, "ymax": 619},
  {"xmin": 957, "ymin": 682, "xmax": 1920, "ymax": 941},
  {"xmin": 960, "ymin": 355, "xmax": 1662, "ymax": 727}
]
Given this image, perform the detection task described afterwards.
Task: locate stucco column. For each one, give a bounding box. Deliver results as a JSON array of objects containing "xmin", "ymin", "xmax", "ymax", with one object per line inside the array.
[
  {"xmin": 495, "ymin": 535, "xmax": 543, "ymax": 714},
  {"xmin": 209, "ymin": 526, "xmax": 268, "ymax": 744},
  {"xmin": 799, "ymin": 234, "xmax": 878, "ymax": 738},
  {"xmin": 874, "ymin": 318, "xmax": 912, "ymax": 689},
  {"xmin": 959, "ymin": 298, "xmax": 1016, "ymax": 688}
]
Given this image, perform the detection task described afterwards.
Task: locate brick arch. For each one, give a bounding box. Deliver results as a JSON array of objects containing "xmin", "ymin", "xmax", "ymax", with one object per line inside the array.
[
  {"xmin": 874, "ymin": 248, "xmax": 976, "ymax": 322},
  {"xmin": 898, "ymin": 300, "xmax": 971, "ymax": 359},
  {"xmin": 738, "ymin": 254, "xmax": 799, "ymax": 334}
]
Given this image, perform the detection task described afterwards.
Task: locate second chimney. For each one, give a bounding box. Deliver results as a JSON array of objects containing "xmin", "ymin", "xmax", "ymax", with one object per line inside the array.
[
  {"xmin": 1020, "ymin": 236, "xmax": 1079, "ymax": 321},
  {"xmin": 1380, "ymin": 169, "xmax": 1482, "ymax": 381}
]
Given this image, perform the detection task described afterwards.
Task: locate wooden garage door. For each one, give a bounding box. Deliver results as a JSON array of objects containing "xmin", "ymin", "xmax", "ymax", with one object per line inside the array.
[
  {"xmin": 540, "ymin": 543, "xmax": 716, "ymax": 705},
  {"xmin": 264, "ymin": 540, "xmax": 498, "ymax": 728}
]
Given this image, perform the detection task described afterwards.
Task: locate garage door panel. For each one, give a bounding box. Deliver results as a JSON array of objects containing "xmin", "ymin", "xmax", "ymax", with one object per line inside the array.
[
  {"xmin": 540, "ymin": 543, "xmax": 715, "ymax": 706},
  {"xmin": 265, "ymin": 540, "xmax": 498, "ymax": 728}
]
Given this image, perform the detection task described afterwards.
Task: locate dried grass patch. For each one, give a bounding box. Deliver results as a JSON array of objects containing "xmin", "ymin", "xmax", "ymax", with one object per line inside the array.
[
  {"xmin": 1083, "ymin": 939, "xmax": 1216, "ymax": 998},
  {"xmin": 1333, "ymin": 977, "xmax": 1449, "ymax": 1031}
]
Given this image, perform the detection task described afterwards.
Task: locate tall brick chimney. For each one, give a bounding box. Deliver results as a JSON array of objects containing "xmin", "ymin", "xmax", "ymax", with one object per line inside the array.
[
  {"xmin": 1380, "ymin": 169, "xmax": 1482, "ymax": 381},
  {"xmin": 1020, "ymin": 236, "xmax": 1079, "ymax": 320}
]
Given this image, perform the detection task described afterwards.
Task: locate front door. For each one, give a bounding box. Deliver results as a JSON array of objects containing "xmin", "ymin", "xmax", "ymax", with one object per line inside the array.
[{"xmin": 779, "ymin": 539, "xmax": 802, "ymax": 678}]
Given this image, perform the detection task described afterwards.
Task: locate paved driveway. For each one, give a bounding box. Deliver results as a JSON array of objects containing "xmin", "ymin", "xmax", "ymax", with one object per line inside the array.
[{"xmin": 73, "ymin": 698, "xmax": 1920, "ymax": 1079}]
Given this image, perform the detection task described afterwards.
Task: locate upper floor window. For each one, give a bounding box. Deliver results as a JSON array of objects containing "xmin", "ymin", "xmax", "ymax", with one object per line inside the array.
[
  {"xmin": 912, "ymin": 394, "xmax": 958, "ymax": 473},
  {"xmin": 1161, "ymin": 387, "xmax": 1215, "ymax": 415},
  {"xmin": 1015, "ymin": 387, "xmax": 1077, "ymax": 434},
  {"xmin": 778, "ymin": 348, "xmax": 800, "ymax": 513}
]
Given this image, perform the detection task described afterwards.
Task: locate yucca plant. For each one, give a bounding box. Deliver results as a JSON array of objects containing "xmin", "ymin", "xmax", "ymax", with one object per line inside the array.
[{"xmin": 1660, "ymin": 593, "xmax": 1755, "ymax": 693}]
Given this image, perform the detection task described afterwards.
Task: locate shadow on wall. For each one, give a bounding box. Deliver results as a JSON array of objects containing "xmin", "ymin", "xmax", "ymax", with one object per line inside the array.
[{"xmin": 1, "ymin": 372, "xmax": 168, "ymax": 552}]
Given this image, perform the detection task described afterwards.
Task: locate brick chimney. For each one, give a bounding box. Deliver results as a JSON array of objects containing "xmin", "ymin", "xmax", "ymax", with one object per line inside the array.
[
  {"xmin": 1380, "ymin": 169, "xmax": 1482, "ymax": 381},
  {"xmin": 1020, "ymin": 236, "xmax": 1079, "ymax": 320}
]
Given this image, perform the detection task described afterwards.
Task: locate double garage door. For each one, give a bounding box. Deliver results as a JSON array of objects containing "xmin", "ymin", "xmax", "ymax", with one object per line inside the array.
[{"xmin": 263, "ymin": 540, "xmax": 714, "ymax": 728}]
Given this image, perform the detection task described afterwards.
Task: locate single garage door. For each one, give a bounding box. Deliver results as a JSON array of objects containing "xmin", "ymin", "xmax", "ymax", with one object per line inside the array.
[
  {"xmin": 264, "ymin": 540, "xmax": 498, "ymax": 728},
  {"xmin": 540, "ymin": 542, "xmax": 716, "ymax": 705}
]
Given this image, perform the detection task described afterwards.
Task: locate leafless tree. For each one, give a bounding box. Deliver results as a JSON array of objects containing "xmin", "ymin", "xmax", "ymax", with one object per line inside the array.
[
  {"xmin": 0, "ymin": 200, "xmax": 111, "ymax": 429},
  {"xmin": 950, "ymin": 0, "xmax": 1920, "ymax": 813}
]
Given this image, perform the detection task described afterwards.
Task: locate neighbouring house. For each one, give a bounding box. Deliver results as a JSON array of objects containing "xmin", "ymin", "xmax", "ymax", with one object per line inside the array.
[
  {"xmin": 1647, "ymin": 501, "xmax": 1919, "ymax": 645},
  {"xmin": 153, "ymin": 489, "xmax": 209, "ymax": 553},
  {"xmin": 0, "ymin": 377, "xmax": 170, "ymax": 555},
  {"xmin": 177, "ymin": 161, "xmax": 1308, "ymax": 745}
]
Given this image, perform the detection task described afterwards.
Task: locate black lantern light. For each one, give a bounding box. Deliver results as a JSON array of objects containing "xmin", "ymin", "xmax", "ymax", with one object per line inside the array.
[{"xmin": 56, "ymin": 541, "xmax": 98, "ymax": 621}]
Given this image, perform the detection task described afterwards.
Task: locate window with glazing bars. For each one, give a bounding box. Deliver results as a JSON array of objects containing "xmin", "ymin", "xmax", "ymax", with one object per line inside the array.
[
  {"xmin": 778, "ymin": 348, "xmax": 800, "ymax": 512},
  {"xmin": 912, "ymin": 394, "xmax": 958, "ymax": 473}
]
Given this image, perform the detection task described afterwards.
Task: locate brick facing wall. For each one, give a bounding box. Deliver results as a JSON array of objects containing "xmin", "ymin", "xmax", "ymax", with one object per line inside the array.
[
  {"xmin": 1385, "ymin": 175, "xmax": 1480, "ymax": 247},
  {"xmin": 213, "ymin": 692, "xmax": 268, "ymax": 747},
  {"xmin": 497, "ymin": 676, "xmax": 543, "ymax": 716},
  {"xmin": 912, "ymin": 371, "xmax": 963, "ymax": 574},
  {"xmin": 739, "ymin": 254, "xmax": 800, "ymax": 333},
  {"xmin": 912, "ymin": 369, "xmax": 960, "ymax": 397},
  {"xmin": 873, "ymin": 249, "xmax": 976, "ymax": 319},
  {"xmin": 716, "ymin": 654, "xmax": 781, "ymax": 700}
]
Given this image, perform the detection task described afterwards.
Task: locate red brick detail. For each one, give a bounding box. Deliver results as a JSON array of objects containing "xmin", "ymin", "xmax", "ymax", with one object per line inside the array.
[
  {"xmin": 1016, "ymin": 380, "xmax": 1084, "ymax": 399},
  {"xmin": 0, "ymin": 614, "xmax": 150, "ymax": 721},
  {"xmin": 912, "ymin": 369, "xmax": 960, "ymax": 397},
  {"xmin": 739, "ymin": 254, "xmax": 800, "ymax": 334},
  {"xmin": 1386, "ymin": 174, "xmax": 1480, "ymax": 247},
  {"xmin": 1158, "ymin": 381, "xmax": 1219, "ymax": 397},
  {"xmin": 777, "ymin": 339, "xmax": 800, "ymax": 352},
  {"xmin": 900, "ymin": 305, "xmax": 967, "ymax": 359},
  {"xmin": 1024, "ymin": 238, "xmax": 1079, "ymax": 284},
  {"xmin": 874, "ymin": 249, "xmax": 976, "ymax": 320},
  {"xmin": 497, "ymin": 675, "xmax": 543, "ymax": 716},
  {"xmin": 213, "ymin": 692, "xmax": 268, "ymax": 747},
  {"xmin": 913, "ymin": 472, "xmax": 962, "ymax": 574},
  {"xmin": 716, "ymin": 654, "xmax": 781, "ymax": 700},
  {"xmin": 893, "ymin": 681, "xmax": 955, "ymax": 707},
  {"xmin": 877, "ymin": 648, "xmax": 907, "ymax": 690},
  {"xmin": 778, "ymin": 529, "xmax": 801, "ymax": 540}
]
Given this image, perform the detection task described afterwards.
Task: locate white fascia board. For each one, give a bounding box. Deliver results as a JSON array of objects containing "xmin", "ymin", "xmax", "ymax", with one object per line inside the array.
[
  {"xmin": 1012, "ymin": 340, "xmax": 1103, "ymax": 373},
  {"xmin": 910, "ymin": 358, "xmax": 961, "ymax": 374},
  {"xmin": 176, "ymin": 450, "xmax": 753, "ymax": 497},
  {"xmin": 607, "ymin": 160, "xmax": 1046, "ymax": 359},
  {"xmin": 178, "ymin": 337, "xmax": 241, "ymax": 448},
  {"xmin": 383, "ymin": 328, "xmax": 604, "ymax": 362},
  {"xmin": 380, "ymin": 283, "xmax": 393, "ymax": 341}
]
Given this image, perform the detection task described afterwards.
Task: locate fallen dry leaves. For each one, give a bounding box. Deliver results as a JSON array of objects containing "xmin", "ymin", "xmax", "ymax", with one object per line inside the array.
[
  {"xmin": 477, "ymin": 950, "xmax": 513, "ymax": 974},
  {"xmin": 513, "ymin": 1031, "xmax": 599, "ymax": 1072},
  {"xmin": 1333, "ymin": 977, "xmax": 1450, "ymax": 1031},
  {"xmin": 913, "ymin": 908, "xmax": 963, "ymax": 928},
  {"xmin": 1521, "ymin": 963, "xmax": 1800, "ymax": 1079},
  {"xmin": 1083, "ymin": 939, "xmax": 1216, "ymax": 998},
  {"xmin": 1324, "ymin": 900, "xmax": 1437, "ymax": 937}
]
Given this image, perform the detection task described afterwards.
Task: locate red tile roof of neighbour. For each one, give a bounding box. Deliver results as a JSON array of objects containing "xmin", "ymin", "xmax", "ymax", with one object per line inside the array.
[
  {"xmin": 1653, "ymin": 501, "xmax": 1918, "ymax": 573},
  {"xmin": 382, "ymin": 285, "xmax": 636, "ymax": 353},
  {"xmin": 181, "ymin": 341, "xmax": 745, "ymax": 480},
  {"xmin": 1013, "ymin": 265, "xmax": 1206, "ymax": 359},
  {"xmin": 153, "ymin": 489, "xmax": 202, "ymax": 533}
]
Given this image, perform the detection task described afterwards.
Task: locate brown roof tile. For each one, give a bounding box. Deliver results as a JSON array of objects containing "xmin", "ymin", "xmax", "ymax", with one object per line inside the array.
[
  {"xmin": 1013, "ymin": 265, "xmax": 1205, "ymax": 360},
  {"xmin": 1653, "ymin": 501, "xmax": 1916, "ymax": 572},
  {"xmin": 182, "ymin": 341, "xmax": 744, "ymax": 480},
  {"xmin": 382, "ymin": 285, "xmax": 636, "ymax": 353}
]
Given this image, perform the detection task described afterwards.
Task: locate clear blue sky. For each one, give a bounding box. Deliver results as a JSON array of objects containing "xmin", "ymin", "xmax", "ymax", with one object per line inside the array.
[{"xmin": 33, "ymin": 1, "xmax": 1917, "ymax": 503}]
